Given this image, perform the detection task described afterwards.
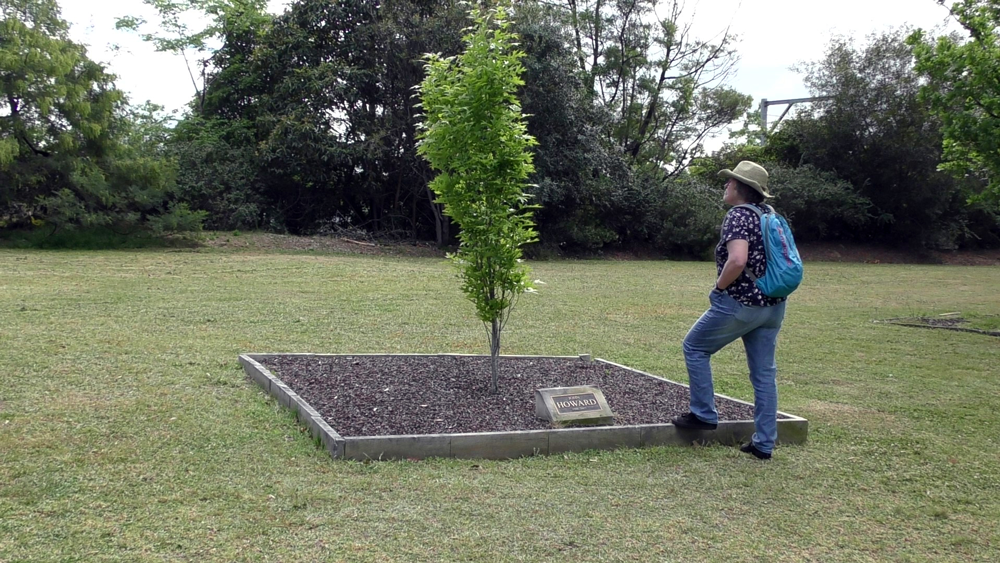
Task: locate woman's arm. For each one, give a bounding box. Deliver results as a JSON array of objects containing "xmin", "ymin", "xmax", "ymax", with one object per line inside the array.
[{"xmin": 716, "ymin": 239, "xmax": 749, "ymax": 290}]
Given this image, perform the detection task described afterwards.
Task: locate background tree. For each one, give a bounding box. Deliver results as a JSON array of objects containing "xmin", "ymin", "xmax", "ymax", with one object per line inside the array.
[
  {"xmin": 115, "ymin": 0, "xmax": 270, "ymax": 113},
  {"xmin": 165, "ymin": 0, "xmax": 469, "ymax": 238},
  {"xmin": 511, "ymin": 1, "xmax": 751, "ymax": 255},
  {"xmin": 564, "ymin": 0, "xmax": 751, "ymax": 173},
  {"xmin": 121, "ymin": 0, "xmax": 759, "ymax": 256},
  {"xmin": 512, "ymin": 2, "xmax": 632, "ymax": 251},
  {"xmin": 774, "ymin": 29, "xmax": 996, "ymax": 248},
  {"xmin": 910, "ymin": 0, "xmax": 1000, "ymax": 205},
  {"xmin": 0, "ymin": 0, "xmax": 202, "ymax": 235},
  {"xmin": 170, "ymin": 116, "xmax": 267, "ymax": 230},
  {"xmin": 118, "ymin": 0, "xmax": 275, "ymax": 231},
  {"xmin": 417, "ymin": 5, "xmax": 538, "ymax": 393}
]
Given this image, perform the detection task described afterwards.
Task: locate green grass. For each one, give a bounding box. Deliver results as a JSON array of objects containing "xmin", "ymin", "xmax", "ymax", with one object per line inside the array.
[
  {"xmin": 968, "ymin": 314, "xmax": 1000, "ymax": 332},
  {"xmin": 1, "ymin": 248, "xmax": 998, "ymax": 562}
]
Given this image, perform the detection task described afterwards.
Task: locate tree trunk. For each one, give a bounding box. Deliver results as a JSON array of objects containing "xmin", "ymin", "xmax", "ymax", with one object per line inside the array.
[
  {"xmin": 628, "ymin": 64, "xmax": 669, "ymax": 159},
  {"xmin": 591, "ymin": 0, "xmax": 602, "ymax": 95},
  {"xmin": 490, "ymin": 318, "xmax": 500, "ymax": 394},
  {"xmin": 427, "ymin": 185, "xmax": 448, "ymax": 246},
  {"xmin": 567, "ymin": 0, "xmax": 587, "ymax": 77},
  {"xmin": 411, "ymin": 186, "xmax": 418, "ymax": 243}
]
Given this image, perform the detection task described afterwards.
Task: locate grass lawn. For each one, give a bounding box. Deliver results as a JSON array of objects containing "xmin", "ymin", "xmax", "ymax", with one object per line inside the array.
[{"xmin": 1, "ymin": 246, "xmax": 998, "ymax": 562}]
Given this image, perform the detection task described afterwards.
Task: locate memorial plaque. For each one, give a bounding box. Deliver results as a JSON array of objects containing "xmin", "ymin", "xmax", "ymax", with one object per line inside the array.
[
  {"xmin": 552, "ymin": 393, "xmax": 602, "ymax": 413},
  {"xmin": 535, "ymin": 385, "xmax": 614, "ymax": 427}
]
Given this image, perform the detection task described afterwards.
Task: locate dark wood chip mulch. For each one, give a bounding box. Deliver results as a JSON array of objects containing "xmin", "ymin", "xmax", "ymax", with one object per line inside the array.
[{"xmin": 258, "ymin": 355, "xmax": 766, "ymax": 437}]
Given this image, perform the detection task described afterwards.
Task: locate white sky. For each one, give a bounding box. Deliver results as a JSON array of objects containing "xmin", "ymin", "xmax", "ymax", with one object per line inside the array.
[{"xmin": 61, "ymin": 0, "xmax": 960, "ymax": 147}]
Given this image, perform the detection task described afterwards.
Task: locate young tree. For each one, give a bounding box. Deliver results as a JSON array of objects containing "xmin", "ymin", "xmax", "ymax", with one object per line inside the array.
[
  {"xmin": 416, "ymin": 4, "xmax": 538, "ymax": 394},
  {"xmin": 909, "ymin": 0, "xmax": 1000, "ymax": 205}
]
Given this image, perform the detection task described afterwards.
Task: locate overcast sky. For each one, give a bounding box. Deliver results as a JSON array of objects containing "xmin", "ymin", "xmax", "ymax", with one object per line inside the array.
[{"xmin": 62, "ymin": 0, "xmax": 960, "ymax": 147}]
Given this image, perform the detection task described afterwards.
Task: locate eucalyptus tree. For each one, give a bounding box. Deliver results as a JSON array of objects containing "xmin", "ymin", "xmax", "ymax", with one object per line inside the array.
[
  {"xmin": 417, "ymin": 5, "xmax": 538, "ymax": 393},
  {"xmin": 562, "ymin": 0, "xmax": 751, "ymax": 173}
]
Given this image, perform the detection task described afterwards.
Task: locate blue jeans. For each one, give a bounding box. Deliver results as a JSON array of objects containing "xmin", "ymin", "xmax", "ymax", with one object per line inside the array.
[{"xmin": 683, "ymin": 290, "xmax": 787, "ymax": 453}]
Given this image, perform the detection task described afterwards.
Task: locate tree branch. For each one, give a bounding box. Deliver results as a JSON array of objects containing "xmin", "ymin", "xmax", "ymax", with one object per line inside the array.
[
  {"xmin": 567, "ymin": 0, "xmax": 588, "ymax": 76},
  {"xmin": 7, "ymin": 95, "xmax": 51, "ymax": 157}
]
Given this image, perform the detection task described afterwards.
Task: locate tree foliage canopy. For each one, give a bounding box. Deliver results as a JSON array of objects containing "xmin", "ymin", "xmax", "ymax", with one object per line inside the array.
[
  {"xmin": 772, "ymin": 29, "xmax": 995, "ymax": 248},
  {"xmin": 564, "ymin": 0, "xmax": 751, "ymax": 172},
  {"xmin": 115, "ymin": 0, "xmax": 270, "ymax": 113},
  {"xmin": 910, "ymin": 0, "xmax": 1000, "ymax": 205},
  {"xmin": 12, "ymin": 0, "xmax": 993, "ymax": 252},
  {"xmin": 166, "ymin": 0, "xmax": 470, "ymax": 237},
  {"xmin": 1, "ymin": 0, "xmax": 202, "ymax": 234}
]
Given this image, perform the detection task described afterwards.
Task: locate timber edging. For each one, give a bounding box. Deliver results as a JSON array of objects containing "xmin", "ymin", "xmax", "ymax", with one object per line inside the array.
[{"xmin": 239, "ymin": 353, "xmax": 808, "ymax": 461}]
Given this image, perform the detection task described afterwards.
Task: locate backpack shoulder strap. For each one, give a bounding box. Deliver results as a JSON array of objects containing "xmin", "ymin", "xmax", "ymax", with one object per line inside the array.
[{"xmin": 734, "ymin": 203, "xmax": 764, "ymax": 217}]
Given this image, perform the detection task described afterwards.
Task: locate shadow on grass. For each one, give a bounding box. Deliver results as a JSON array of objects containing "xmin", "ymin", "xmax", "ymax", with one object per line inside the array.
[{"xmin": 0, "ymin": 227, "xmax": 202, "ymax": 250}]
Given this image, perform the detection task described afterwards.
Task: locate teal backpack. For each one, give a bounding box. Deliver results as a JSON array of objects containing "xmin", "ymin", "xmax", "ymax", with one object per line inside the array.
[{"xmin": 735, "ymin": 204, "xmax": 803, "ymax": 298}]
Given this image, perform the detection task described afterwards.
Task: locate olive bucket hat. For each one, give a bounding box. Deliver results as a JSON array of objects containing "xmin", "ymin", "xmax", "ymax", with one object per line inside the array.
[{"xmin": 718, "ymin": 160, "xmax": 771, "ymax": 198}]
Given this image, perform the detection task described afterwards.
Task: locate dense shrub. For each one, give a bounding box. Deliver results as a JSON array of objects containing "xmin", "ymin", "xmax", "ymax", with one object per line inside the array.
[
  {"xmin": 171, "ymin": 118, "xmax": 271, "ymax": 231},
  {"xmin": 634, "ymin": 172, "xmax": 724, "ymax": 259},
  {"xmin": 766, "ymin": 164, "xmax": 873, "ymax": 241}
]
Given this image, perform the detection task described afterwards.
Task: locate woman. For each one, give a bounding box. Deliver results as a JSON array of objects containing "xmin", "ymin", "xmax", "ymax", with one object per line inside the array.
[{"xmin": 670, "ymin": 161, "xmax": 788, "ymax": 460}]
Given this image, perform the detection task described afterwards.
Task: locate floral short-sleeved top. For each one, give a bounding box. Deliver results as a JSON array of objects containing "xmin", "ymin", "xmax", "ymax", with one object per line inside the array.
[{"xmin": 716, "ymin": 203, "xmax": 786, "ymax": 307}]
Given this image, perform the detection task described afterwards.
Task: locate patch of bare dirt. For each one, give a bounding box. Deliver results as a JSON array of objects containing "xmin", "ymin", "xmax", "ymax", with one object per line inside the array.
[
  {"xmin": 198, "ymin": 232, "xmax": 1000, "ymax": 265},
  {"xmin": 200, "ymin": 232, "xmax": 446, "ymax": 258},
  {"xmin": 798, "ymin": 242, "xmax": 1000, "ymax": 266}
]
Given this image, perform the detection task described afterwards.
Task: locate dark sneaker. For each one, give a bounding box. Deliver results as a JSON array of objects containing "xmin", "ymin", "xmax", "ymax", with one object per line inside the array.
[
  {"xmin": 671, "ymin": 412, "xmax": 718, "ymax": 430},
  {"xmin": 739, "ymin": 442, "xmax": 772, "ymax": 460}
]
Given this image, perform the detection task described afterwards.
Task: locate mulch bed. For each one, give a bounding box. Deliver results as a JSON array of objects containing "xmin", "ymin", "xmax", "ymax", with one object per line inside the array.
[{"xmin": 257, "ymin": 355, "xmax": 764, "ymax": 437}]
